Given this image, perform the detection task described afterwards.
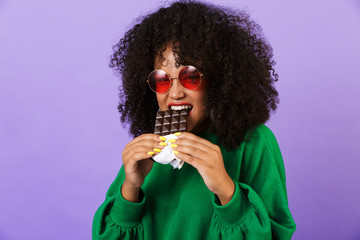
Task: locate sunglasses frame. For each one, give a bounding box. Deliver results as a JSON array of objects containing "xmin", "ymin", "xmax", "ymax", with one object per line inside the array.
[{"xmin": 147, "ymin": 65, "xmax": 204, "ymax": 94}]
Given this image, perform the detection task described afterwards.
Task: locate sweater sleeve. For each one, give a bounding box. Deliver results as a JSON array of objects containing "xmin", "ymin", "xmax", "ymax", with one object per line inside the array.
[
  {"xmin": 92, "ymin": 166, "xmax": 145, "ymax": 240},
  {"xmin": 210, "ymin": 125, "xmax": 296, "ymax": 239}
]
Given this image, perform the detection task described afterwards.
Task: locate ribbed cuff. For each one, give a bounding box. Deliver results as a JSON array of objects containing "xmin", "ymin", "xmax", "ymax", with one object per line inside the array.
[
  {"xmin": 110, "ymin": 184, "xmax": 146, "ymax": 228},
  {"xmin": 213, "ymin": 181, "xmax": 251, "ymax": 228}
]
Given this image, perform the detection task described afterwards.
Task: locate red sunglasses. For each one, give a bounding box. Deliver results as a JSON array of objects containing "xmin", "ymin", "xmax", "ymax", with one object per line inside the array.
[{"xmin": 147, "ymin": 65, "xmax": 203, "ymax": 94}]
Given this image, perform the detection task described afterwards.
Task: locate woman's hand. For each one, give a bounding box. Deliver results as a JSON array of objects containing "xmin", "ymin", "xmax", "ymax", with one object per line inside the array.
[
  {"xmin": 121, "ymin": 133, "xmax": 165, "ymax": 202},
  {"xmin": 173, "ymin": 132, "xmax": 235, "ymax": 205}
]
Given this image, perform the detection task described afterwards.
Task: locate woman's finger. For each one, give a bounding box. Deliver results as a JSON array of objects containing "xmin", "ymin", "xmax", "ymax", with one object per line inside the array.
[
  {"xmin": 175, "ymin": 151, "xmax": 200, "ymax": 169},
  {"xmin": 130, "ymin": 139, "xmax": 166, "ymax": 150},
  {"xmin": 173, "ymin": 144, "xmax": 210, "ymax": 161},
  {"xmin": 173, "ymin": 138, "xmax": 211, "ymax": 153},
  {"xmin": 129, "ymin": 133, "xmax": 164, "ymax": 146},
  {"xmin": 123, "ymin": 145, "xmax": 162, "ymax": 163},
  {"xmin": 176, "ymin": 132, "xmax": 215, "ymax": 149},
  {"xmin": 124, "ymin": 137, "xmax": 167, "ymax": 156}
]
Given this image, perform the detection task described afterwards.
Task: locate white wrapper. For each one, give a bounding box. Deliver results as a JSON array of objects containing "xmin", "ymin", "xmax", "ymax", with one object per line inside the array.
[{"xmin": 151, "ymin": 134, "xmax": 184, "ymax": 169}]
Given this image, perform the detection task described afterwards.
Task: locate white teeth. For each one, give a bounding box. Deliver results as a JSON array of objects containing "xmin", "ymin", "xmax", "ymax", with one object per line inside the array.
[{"xmin": 170, "ymin": 105, "xmax": 192, "ymax": 110}]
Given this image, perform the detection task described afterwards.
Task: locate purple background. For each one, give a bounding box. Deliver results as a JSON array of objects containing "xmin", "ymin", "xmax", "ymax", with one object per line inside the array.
[{"xmin": 0, "ymin": 0, "xmax": 359, "ymax": 239}]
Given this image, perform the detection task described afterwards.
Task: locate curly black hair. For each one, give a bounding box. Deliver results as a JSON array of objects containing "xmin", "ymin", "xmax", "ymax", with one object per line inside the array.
[{"xmin": 110, "ymin": 0, "xmax": 279, "ymax": 150}]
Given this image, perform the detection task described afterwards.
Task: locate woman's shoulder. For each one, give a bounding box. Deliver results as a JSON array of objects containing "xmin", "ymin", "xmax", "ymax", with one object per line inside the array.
[
  {"xmin": 231, "ymin": 124, "xmax": 281, "ymax": 158},
  {"xmin": 245, "ymin": 124, "xmax": 277, "ymax": 142},
  {"xmin": 247, "ymin": 124, "xmax": 277, "ymax": 142},
  {"xmin": 243, "ymin": 124, "xmax": 283, "ymax": 161}
]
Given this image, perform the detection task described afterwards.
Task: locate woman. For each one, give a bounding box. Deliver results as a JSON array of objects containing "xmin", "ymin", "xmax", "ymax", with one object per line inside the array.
[{"xmin": 93, "ymin": 1, "xmax": 296, "ymax": 239}]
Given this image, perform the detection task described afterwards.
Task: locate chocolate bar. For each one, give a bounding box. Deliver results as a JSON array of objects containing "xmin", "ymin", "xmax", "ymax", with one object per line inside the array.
[{"xmin": 154, "ymin": 109, "xmax": 190, "ymax": 135}]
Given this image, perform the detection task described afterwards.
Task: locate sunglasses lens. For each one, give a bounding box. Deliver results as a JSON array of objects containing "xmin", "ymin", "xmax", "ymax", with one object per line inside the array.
[
  {"xmin": 179, "ymin": 66, "xmax": 201, "ymax": 90},
  {"xmin": 148, "ymin": 70, "xmax": 171, "ymax": 93}
]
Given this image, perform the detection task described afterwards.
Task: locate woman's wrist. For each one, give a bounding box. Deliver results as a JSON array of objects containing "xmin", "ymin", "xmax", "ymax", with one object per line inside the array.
[
  {"xmin": 216, "ymin": 178, "xmax": 235, "ymax": 206},
  {"xmin": 121, "ymin": 180, "xmax": 141, "ymax": 203}
]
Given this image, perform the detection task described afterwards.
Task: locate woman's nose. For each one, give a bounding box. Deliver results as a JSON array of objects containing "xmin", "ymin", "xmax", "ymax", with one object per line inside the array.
[{"xmin": 168, "ymin": 78, "xmax": 185, "ymax": 99}]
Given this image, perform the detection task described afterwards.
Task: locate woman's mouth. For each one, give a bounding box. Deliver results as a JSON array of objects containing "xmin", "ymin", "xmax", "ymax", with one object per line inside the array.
[{"xmin": 169, "ymin": 104, "xmax": 193, "ymax": 115}]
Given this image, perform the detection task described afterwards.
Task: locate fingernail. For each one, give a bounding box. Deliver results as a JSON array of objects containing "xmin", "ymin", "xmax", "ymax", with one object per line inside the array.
[
  {"xmin": 173, "ymin": 150, "xmax": 179, "ymax": 154},
  {"xmin": 159, "ymin": 142, "xmax": 167, "ymax": 146},
  {"xmin": 159, "ymin": 136, "xmax": 166, "ymax": 141},
  {"xmin": 169, "ymin": 139, "xmax": 176, "ymax": 143},
  {"xmin": 154, "ymin": 148, "xmax": 161, "ymax": 153},
  {"xmin": 170, "ymin": 144, "xmax": 177, "ymax": 148},
  {"xmin": 174, "ymin": 132, "xmax": 181, "ymax": 136},
  {"xmin": 147, "ymin": 151, "xmax": 155, "ymax": 155}
]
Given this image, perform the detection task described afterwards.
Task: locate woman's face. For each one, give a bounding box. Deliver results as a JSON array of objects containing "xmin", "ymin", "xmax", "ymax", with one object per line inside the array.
[{"xmin": 154, "ymin": 45, "xmax": 208, "ymax": 133}]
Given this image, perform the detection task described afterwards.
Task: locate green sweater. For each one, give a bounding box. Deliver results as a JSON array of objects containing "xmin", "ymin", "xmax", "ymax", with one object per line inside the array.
[{"xmin": 92, "ymin": 124, "xmax": 296, "ymax": 239}]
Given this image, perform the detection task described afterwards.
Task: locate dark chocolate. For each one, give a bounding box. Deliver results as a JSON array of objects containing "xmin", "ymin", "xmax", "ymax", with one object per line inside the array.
[{"xmin": 154, "ymin": 109, "xmax": 190, "ymax": 135}]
